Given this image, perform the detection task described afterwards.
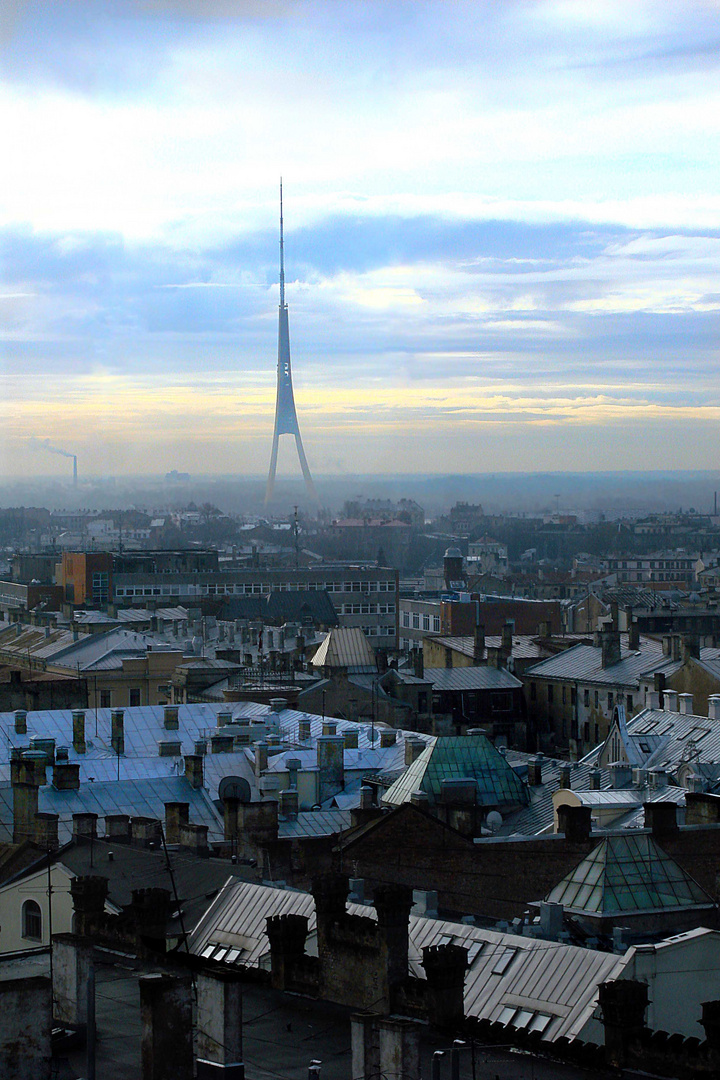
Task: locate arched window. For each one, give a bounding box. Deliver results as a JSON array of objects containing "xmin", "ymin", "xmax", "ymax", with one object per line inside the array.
[{"xmin": 22, "ymin": 899, "xmax": 42, "ymax": 941}]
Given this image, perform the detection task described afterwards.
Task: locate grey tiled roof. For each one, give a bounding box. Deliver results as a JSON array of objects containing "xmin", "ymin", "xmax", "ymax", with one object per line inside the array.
[{"xmin": 423, "ymin": 666, "xmax": 522, "ymax": 692}]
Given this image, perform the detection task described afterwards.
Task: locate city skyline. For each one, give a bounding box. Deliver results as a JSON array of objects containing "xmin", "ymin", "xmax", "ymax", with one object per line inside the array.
[{"xmin": 1, "ymin": 1, "xmax": 719, "ymax": 478}]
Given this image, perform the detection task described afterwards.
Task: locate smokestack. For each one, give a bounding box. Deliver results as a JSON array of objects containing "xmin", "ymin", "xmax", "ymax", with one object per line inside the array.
[{"xmin": 73, "ymin": 455, "xmax": 77, "ymax": 487}]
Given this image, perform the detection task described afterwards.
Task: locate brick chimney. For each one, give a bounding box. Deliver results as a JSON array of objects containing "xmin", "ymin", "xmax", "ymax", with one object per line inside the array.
[
  {"xmin": 13, "ymin": 755, "xmax": 41, "ymax": 844},
  {"xmin": 184, "ymin": 754, "xmax": 204, "ymax": 790},
  {"xmin": 72, "ymin": 710, "xmax": 86, "ymax": 754}
]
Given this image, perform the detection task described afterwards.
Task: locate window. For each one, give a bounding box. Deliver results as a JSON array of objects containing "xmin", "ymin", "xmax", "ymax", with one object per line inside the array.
[
  {"xmin": 571, "ymin": 687, "xmax": 576, "ymax": 706},
  {"xmin": 626, "ymin": 694, "xmax": 633, "ymax": 712},
  {"xmin": 530, "ymin": 682, "xmax": 536, "ymax": 702},
  {"xmin": 584, "ymin": 688, "xmax": 590, "ymax": 708},
  {"xmin": 412, "ymin": 613, "xmax": 420, "ymax": 629},
  {"xmin": 22, "ymin": 899, "xmax": 42, "ymax": 941},
  {"xmin": 402, "ymin": 612, "xmax": 410, "ymax": 628},
  {"xmin": 433, "ymin": 616, "xmax": 441, "ymax": 632},
  {"xmin": 129, "ymin": 688, "xmax": 141, "ymax": 707},
  {"xmin": 547, "ymin": 684, "xmax": 554, "ymax": 704},
  {"xmin": 422, "ymin": 614, "xmax": 430, "ymax": 631},
  {"xmin": 562, "ymin": 686, "xmax": 567, "ymax": 704},
  {"xmin": 608, "ymin": 692, "xmax": 614, "ymax": 710},
  {"xmin": 594, "ymin": 690, "xmax": 599, "ymax": 708},
  {"xmin": 100, "ymin": 690, "xmax": 112, "ymax": 708}
]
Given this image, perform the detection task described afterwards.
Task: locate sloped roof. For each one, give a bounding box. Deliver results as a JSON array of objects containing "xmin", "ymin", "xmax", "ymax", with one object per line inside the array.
[
  {"xmin": 310, "ymin": 628, "xmax": 376, "ymax": 671},
  {"xmin": 383, "ymin": 735, "xmax": 529, "ymax": 809},
  {"xmin": 188, "ymin": 878, "xmax": 625, "ymax": 1044},
  {"xmin": 525, "ymin": 638, "xmax": 665, "ymax": 687},
  {"xmin": 423, "ymin": 666, "xmax": 522, "ymax": 692},
  {"xmin": 546, "ymin": 833, "xmax": 713, "ymax": 915},
  {"xmin": 585, "ymin": 705, "xmax": 720, "ymax": 773}
]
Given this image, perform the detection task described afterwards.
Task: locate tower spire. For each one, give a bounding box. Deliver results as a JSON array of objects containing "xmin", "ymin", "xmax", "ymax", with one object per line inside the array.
[
  {"xmin": 279, "ymin": 177, "xmax": 285, "ymax": 309},
  {"xmin": 265, "ymin": 182, "xmax": 318, "ymax": 507}
]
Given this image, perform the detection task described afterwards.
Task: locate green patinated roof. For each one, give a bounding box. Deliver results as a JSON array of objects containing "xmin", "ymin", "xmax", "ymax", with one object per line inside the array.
[
  {"xmin": 383, "ymin": 735, "xmax": 530, "ymax": 808},
  {"xmin": 546, "ymin": 833, "xmax": 713, "ymax": 915}
]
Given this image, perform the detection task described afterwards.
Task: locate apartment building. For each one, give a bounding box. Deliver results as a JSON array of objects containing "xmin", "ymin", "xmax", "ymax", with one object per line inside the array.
[{"xmin": 113, "ymin": 564, "xmax": 399, "ymax": 646}]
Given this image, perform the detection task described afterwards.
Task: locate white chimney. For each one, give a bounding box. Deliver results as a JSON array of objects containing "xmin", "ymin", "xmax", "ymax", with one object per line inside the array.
[
  {"xmin": 708, "ymin": 696, "xmax": 720, "ymax": 721},
  {"xmin": 678, "ymin": 693, "xmax": 694, "ymax": 715},
  {"xmin": 663, "ymin": 690, "xmax": 679, "ymax": 712},
  {"xmin": 644, "ymin": 690, "xmax": 661, "ymax": 710}
]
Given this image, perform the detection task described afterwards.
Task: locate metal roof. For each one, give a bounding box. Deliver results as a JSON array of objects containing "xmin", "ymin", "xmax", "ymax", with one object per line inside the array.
[
  {"xmin": 310, "ymin": 628, "xmax": 376, "ymax": 671},
  {"xmin": 383, "ymin": 735, "xmax": 529, "ymax": 809},
  {"xmin": 187, "ymin": 879, "xmax": 625, "ymax": 1044},
  {"xmin": 429, "ymin": 636, "xmax": 548, "ymax": 661},
  {"xmin": 423, "ymin": 666, "xmax": 522, "ymax": 692},
  {"xmin": 524, "ymin": 638, "xmax": 666, "ymax": 688},
  {"xmin": 586, "ymin": 705, "xmax": 720, "ymax": 775},
  {"xmin": 278, "ymin": 810, "xmax": 352, "ymax": 839},
  {"xmin": 0, "ymin": 775, "xmax": 223, "ymax": 845}
]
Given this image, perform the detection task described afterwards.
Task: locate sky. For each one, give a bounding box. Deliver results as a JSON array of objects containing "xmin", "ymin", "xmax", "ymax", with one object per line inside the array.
[{"xmin": 1, "ymin": 0, "xmax": 720, "ymax": 481}]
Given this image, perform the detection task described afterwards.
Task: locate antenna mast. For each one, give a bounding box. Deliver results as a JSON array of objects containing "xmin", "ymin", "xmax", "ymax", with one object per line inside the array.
[{"xmin": 279, "ymin": 178, "xmax": 285, "ymax": 309}]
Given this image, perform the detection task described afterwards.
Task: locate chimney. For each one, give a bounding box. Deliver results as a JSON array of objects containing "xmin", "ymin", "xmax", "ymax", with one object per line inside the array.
[
  {"xmin": 13, "ymin": 755, "xmax": 40, "ymax": 843},
  {"xmin": 14, "ymin": 710, "xmax": 27, "ymax": 735},
  {"xmin": 317, "ymin": 735, "xmax": 344, "ymax": 803},
  {"xmin": 658, "ymin": 689, "xmax": 677, "ymax": 712},
  {"xmin": 254, "ymin": 742, "xmax": 268, "ymax": 778},
  {"xmin": 111, "ymin": 709, "xmax": 125, "ymax": 756},
  {"xmin": 34, "ymin": 812, "xmax": 59, "ymax": 851},
  {"xmin": 627, "ymin": 621, "xmax": 639, "ymax": 651},
  {"xmin": 501, "ymin": 622, "xmax": 513, "ymax": 655},
  {"xmin": 196, "ymin": 970, "xmax": 243, "ymax": 1079},
  {"xmin": 179, "ymin": 822, "xmax": 209, "ymax": 857},
  {"xmin": 473, "ymin": 624, "xmax": 485, "ymax": 662},
  {"xmin": 559, "ymin": 763, "xmax": 572, "ymax": 789},
  {"xmin": 270, "ymin": 697, "xmax": 288, "ymax": 714},
  {"xmin": 681, "ymin": 634, "xmax": 700, "ymax": 661},
  {"xmin": 165, "ymin": 802, "xmax": 189, "ymax": 845},
  {"xmin": 359, "ymin": 785, "xmax": 373, "ymax": 809},
  {"xmin": 279, "ymin": 789, "xmax": 299, "ymax": 820},
  {"xmin": 671, "ymin": 635, "xmax": 682, "ymax": 662},
  {"xmin": 298, "ymin": 716, "xmax": 311, "ymax": 742},
  {"xmin": 527, "ymin": 754, "xmax": 544, "ymax": 786},
  {"xmin": 53, "ymin": 762, "xmax": 80, "ymax": 790},
  {"xmin": 72, "ymin": 813, "xmax": 98, "ymax": 841},
  {"xmin": 598, "ymin": 980, "xmax": 648, "ymax": 1070},
  {"xmin": 404, "ymin": 737, "xmax": 425, "ymax": 765},
  {"xmin": 322, "ymin": 720, "xmax": 337, "ymax": 736},
  {"xmin": 538, "ymin": 620, "xmax": 551, "ymax": 638},
  {"xmin": 601, "ymin": 627, "xmax": 621, "ymax": 668},
  {"xmin": 708, "ymin": 695, "xmax": 720, "ymax": 720},
  {"xmin": 413, "ymin": 648, "xmax": 424, "ymax": 679},
  {"xmin": 644, "ymin": 801, "xmax": 678, "ymax": 837},
  {"xmin": 380, "ymin": 729, "xmax": 396, "ymax": 748},
  {"xmin": 130, "ymin": 817, "xmax": 162, "ymax": 847},
  {"xmin": 163, "ymin": 705, "xmax": 180, "ymax": 730},
  {"xmin": 678, "ymin": 692, "xmax": 694, "ymax": 715},
  {"xmin": 589, "ymin": 768, "xmax": 602, "ymax": 790},
  {"xmin": 217, "ymin": 710, "xmax": 232, "ymax": 728},
  {"xmin": 343, "ymin": 728, "xmax": 359, "ymax": 750},
  {"xmin": 644, "ymin": 690, "xmax": 661, "ymax": 710},
  {"xmin": 422, "ymin": 943, "xmax": 469, "ymax": 1030},
  {"xmin": 105, "ymin": 814, "xmax": 131, "ymax": 844},
  {"xmin": 139, "ymin": 974, "xmax": 194, "ymax": 1080},
  {"xmin": 184, "ymin": 754, "xmax": 204, "ymax": 790},
  {"xmin": 486, "ymin": 646, "xmax": 502, "ymax": 668},
  {"xmin": 557, "ymin": 803, "xmax": 592, "ymax": 842},
  {"xmin": 72, "ymin": 710, "xmax": 86, "ymax": 754},
  {"xmin": 608, "ymin": 762, "xmax": 632, "ymax": 789}
]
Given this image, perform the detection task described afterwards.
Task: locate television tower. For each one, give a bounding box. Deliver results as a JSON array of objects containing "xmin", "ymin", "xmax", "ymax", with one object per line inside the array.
[{"xmin": 265, "ymin": 182, "xmax": 318, "ymax": 506}]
